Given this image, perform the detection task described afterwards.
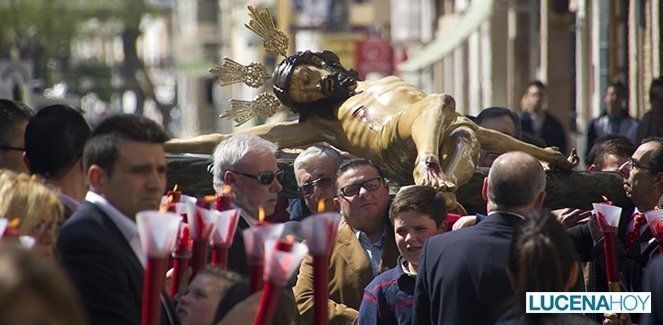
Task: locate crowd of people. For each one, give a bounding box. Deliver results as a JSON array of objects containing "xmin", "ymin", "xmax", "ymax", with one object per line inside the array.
[{"xmin": 0, "ymin": 75, "xmax": 661, "ymax": 325}]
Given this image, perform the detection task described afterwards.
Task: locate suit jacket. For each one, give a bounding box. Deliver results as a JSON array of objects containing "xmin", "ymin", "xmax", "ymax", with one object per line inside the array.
[
  {"xmin": 226, "ymin": 215, "xmax": 251, "ymax": 276},
  {"xmin": 520, "ymin": 112, "xmax": 567, "ymax": 154},
  {"xmin": 56, "ymin": 201, "xmax": 175, "ymax": 325},
  {"xmin": 413, "ymin": 212, "xmax": 523, "ymax": 325},
  {"xmin": 568, "ymin": 204, "xmax": 653, "ymax": 292},
  {"xmin": 640, "ymin": 256, "xmax": 663, "ymax": 325},
  {"xmin": 293, "ymin": 220, "xmax": 398, "ymax": 325}
]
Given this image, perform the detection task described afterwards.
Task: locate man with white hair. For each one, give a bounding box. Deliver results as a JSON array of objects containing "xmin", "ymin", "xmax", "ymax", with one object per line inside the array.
[
  {"xmin": 212, "ymin": 134, "xmax": 283, "ymax": 274},
  {"xmin": 413, "ymin": 151, "xmax": 547, "ymax": 325},
  {"xmin": 290, "ymin": 144, "xmax": 343, "ymax": 221}
]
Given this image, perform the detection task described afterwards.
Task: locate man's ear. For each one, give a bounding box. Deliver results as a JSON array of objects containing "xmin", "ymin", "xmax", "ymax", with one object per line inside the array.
[
  {"xmin": 333, "ymin": 196, "xmax": 341, "ymax": 212},
  {"xmin": 223, "ymin": 171, "xmax": 236, "ymax": 185},
  {"xmin": 481, "ymin": 177, "xmax": 488, "ymax": 201},
  {"xmin": 438, "ymin": 220, "xmax": 448, "ymax": 233},
  {"xmin": 534, "ymin": 191, "xmax": 547, "ymax": 209},
  {"xmin": 588, "ymin": 164, "xmax": 597, "ymax": 172},
  {"xmin": 88, "ymin": 165, "xmax": 107, "ymax": 192}
]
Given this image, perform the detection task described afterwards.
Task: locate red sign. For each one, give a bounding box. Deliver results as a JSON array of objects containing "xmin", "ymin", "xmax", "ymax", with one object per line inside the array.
[{"xmin": 354, "ymin": 38, "xmax": 393, "ymax": 79}]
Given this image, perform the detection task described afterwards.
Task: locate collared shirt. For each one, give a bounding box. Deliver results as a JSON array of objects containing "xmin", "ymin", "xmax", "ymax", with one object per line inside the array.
[
  {"xmin": 356, "ymin": 229, "xmax": 386, "ymax": 276},
  {"xmin": 358, "ymin": 256, "xmax": 416, "ymax": 325},
  {"xmin": 400, "ymin": 257, "xmax": 417, "ymax": 278},
  {"xmin": 85, "ymin": 191, "xmax": 146, "ymax": 268},
  {"xmin": 233, "ymin": 203, "xmax": 258, "ymax": 228},
  {"xmin": 488, "ymin": 211, "xmax": 526, "ymax": 220}
]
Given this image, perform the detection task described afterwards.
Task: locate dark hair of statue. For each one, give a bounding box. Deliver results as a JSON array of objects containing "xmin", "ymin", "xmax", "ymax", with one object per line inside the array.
[{"xmin": 272, "ymin": 50, "xmax": 360, "ymax": 121}]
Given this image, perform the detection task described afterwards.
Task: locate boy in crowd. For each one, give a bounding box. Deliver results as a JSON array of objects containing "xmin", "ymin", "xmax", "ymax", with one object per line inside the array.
[{"xmin": 358, "ymin": 185, "xmax": 447, "ymax": 325}]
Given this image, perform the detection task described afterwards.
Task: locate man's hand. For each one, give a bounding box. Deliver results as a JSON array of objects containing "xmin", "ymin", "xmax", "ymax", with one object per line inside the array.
[
  {"xmin": 553, "ymin": 208, "xmax": 591, "ymax": 229},
  {"xmin": 413, "ymin": 155, "xmax": 455, "ymax": 191},
  {"xmin": 588, "ymin": 212, "xmax": 603, "ymax": 244},
  {"xmin": 452, "ymin": 215, "xmax": 477, "ymax": 231},
  {"xmin": 545, "ymin": 147, "xmax": 579, "ymax": 170}
]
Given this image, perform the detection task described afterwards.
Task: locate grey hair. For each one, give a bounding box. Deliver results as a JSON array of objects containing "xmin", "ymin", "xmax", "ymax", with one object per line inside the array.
[
  {"xmin": 487, "ymin": 151, "xmax": 546, "ymax": 209},
  {"xmin": 212, "ymin": 134, "xmax": 278, "ymax": 192},
  {"xmin": 293, "ymin": 145, "xmax": 344, "ymax": 185}
]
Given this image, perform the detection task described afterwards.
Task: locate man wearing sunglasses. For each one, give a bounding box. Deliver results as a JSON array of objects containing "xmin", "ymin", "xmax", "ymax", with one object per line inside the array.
[
  {"xmin": 212, "ymin": 134, "xmax": 284, "ymax": 275},
  {"xmin": 0, "ymin": 99, "xmax": 32, "ymax": 173},
  {"xmin": 294, "ymin": 158, "xmax": 398, "ymax": 324},
  {"xmin": 291, "ymin": 144, "xmax": 343, "ymax": 221}
]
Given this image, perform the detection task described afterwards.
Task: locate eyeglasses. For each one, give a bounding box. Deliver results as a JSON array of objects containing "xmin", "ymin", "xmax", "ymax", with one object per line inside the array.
[
  {"xmin": 626, "ymin": 158, "xmax": 652, "ymax": 172},
  {"xmin": 338, "ymin": 177, "xmax": 382, "ymax": 197},
  {"xmin": 299, "ymin": 177, "xmax": 333, "ymax": 196},
  {"xmin": 0, "ymin": 145, "xmax": 24, "ymax": 151},
  {"xmin": 231, "ymin": 170, "xmax": 284, "ymax": 185}
]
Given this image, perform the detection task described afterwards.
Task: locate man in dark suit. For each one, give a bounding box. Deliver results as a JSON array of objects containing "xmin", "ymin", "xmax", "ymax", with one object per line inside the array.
[
  {"xmin": 569, "ymin": 137, "xmax": 663, "ymax": 292},
  {"xmin": 641, "ymin": 256, "xmax": 663, "ymax": 325},
  {"xmin": 211, "ymin": 134, "xmax": 284, "ymax": 276},
  {"xmin": 519, "ymin": 81, "xmax": 568, "ymax": 154},
  {"xmin": 57, "ymin": 115, "xmax": 175, "ymax": 325},
  {"xmin": 413, "ymin": 151, "xmax": 547, "ymax": 325},
  {"xmin": 24, "ymin": 105, "xmax": 91, "ymax": 220}
]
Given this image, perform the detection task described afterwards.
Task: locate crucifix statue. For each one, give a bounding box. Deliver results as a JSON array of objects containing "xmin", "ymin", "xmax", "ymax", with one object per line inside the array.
[{"xmin": 165, "ymin": 6, "xmax": 578, "ymax": 213}]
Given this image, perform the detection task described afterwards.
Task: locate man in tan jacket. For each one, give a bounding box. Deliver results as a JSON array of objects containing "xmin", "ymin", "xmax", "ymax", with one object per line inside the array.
[{"xmin": 294, "ymin": 158, "xmax": 399, "ymax": 324}]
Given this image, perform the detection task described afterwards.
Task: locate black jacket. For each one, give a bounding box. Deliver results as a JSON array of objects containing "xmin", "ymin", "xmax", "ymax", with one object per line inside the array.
[
  {"xmin": 521, "ymin": 112, "xmax": 568, "ymax": 154},
  {"xmin": 413, "ymin": 212, "xmax": 523, "ymax": 325},
  {"xmin": 57, "ymin": 201, "xmax": 176, "ymax": 325}
]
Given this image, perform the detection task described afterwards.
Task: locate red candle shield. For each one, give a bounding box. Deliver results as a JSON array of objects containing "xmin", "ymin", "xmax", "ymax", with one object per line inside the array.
[
  {"xmin": 142, "ymin": 258, "xmax": 167, "ymax": 325},
  {"xmin": 313, "ymin": 256, "xmax": 330, "ymax": 325}
]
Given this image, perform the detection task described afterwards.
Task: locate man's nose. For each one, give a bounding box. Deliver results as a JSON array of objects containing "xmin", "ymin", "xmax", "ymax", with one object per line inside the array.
[{"xmin": 404, "ymin": 232, "xmax": 415, "ymax": 243}]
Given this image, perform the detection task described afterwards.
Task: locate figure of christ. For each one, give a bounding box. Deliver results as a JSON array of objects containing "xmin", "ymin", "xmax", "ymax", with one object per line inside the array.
[{"xmin": 166, "ymin": 51, "xmax": 577, "ymax": 213}]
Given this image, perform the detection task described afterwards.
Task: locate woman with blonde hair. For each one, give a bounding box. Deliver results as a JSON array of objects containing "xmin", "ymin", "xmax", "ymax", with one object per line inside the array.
[{"xmin": 0, "ymin": 170, "xmax": 63, "ymax": 258}]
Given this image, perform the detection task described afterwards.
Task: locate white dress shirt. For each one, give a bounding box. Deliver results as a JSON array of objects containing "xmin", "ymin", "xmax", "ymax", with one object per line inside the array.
[{"xmin": 85, "ymin": 191, "xmax": 146, "ymax": 268}]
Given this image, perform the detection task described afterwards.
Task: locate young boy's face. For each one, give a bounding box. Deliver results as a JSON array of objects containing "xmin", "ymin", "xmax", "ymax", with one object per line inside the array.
[{"xmin": 394, "ymin": 210, "xmax": 445, "ymax": 269}]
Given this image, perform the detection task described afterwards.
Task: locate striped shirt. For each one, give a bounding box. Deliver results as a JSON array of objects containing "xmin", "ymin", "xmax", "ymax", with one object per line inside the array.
[{"xmin": 358, "ymin": 257, "xmax": 416, "ymax": 325}]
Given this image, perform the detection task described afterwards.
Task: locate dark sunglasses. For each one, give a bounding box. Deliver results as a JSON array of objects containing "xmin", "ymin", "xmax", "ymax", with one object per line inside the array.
[
  {"xmin": 299, "ymin": 177, "xmax": 333, "ymax": 196},
  {"xmin": 338, "ymin": 177, "xmax": 382, "ymax": 197},
  {"xmin": 0, "ymin": 145, "xmax": 24, "ymax": 151},
  {"xmin": 232, "ymin": 170, "xmax": 284, "ymax": 185}
]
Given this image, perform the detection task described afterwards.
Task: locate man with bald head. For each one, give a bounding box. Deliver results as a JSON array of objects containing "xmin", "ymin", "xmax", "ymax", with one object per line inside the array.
[{"xmin": 413, "ymin": 152, "xmax": 546, "ymax": 325}]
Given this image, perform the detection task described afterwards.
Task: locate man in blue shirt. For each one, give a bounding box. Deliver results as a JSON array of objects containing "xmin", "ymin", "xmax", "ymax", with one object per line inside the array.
[{"xmin": 358, "ymin": 185, "xmax": 447, "ymax": 325}]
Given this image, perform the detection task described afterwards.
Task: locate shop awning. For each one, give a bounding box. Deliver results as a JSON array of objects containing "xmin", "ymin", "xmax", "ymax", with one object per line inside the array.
[{"xmin": 399, "ymin": 0, "xmax": 495, "ymax": 72}]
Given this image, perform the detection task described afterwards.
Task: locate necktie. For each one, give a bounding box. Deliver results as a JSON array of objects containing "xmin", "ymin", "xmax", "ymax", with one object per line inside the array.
[{"xmin": 624, "ymin": 213, "xmax": 646, "ymax": 252}]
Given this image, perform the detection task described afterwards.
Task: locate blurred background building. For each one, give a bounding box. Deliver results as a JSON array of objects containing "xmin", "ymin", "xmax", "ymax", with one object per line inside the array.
[{"xmin": 0, "ymin": 0, "xmax": 660, "ymax": 159}]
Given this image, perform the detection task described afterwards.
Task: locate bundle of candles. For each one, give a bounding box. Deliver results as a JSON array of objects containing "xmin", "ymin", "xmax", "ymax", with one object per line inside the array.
[
  {"xmin": 146, "ymin": 188, "xmax": 343, "ymax": 325},
  {"xmin": 137, "ymin": 210, "xmax": 181, "ymax": 325},
  {"xmin": 300, "ymin": 201, "xmax": 341, "ymax": 325},
  {"xmin": 209, "ymin": 209, "xmax": 240, "ymax": 269},
  {"xmin": 593, "ymin": 196, "xmax": 622, "ymax": 292},
  {"xmin": 254, "ymin": 235, "xmax": 308, "ymax": 325},
  {"xmin": 243, "ymin": 208, "xmax": 285, "ymax": 293}
]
